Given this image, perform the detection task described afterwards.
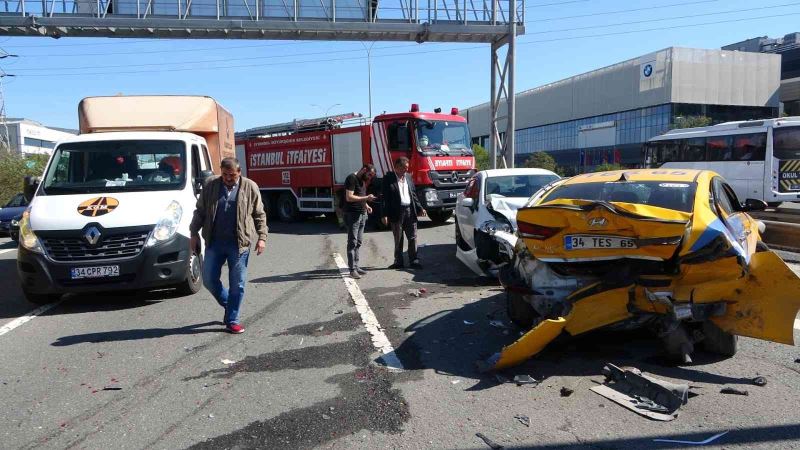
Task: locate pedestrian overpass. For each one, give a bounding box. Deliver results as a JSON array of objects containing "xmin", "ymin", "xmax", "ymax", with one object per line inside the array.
[{"xmin": 0, "ymin": 0, "xmax": 523, "ymax": 166}]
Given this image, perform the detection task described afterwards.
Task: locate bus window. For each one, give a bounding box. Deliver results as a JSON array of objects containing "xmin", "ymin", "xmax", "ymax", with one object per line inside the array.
[
  {"xmin": 659, "ymin": 140, "xmax": 680, "ymax": 163},
  {"xmin": 772, "ymin": 128, "xmax": 800, "ymax": 159},
  {"xmin": 681, "ymin": 138, "xmax": 705, "ymax": 161},
  {"xmin": 732, "ymin": 133, "xmax": 766, "ymax": 161},
  {"xmin": 706, "ymin": 136, "xmax": 732, "ymax": 161}
]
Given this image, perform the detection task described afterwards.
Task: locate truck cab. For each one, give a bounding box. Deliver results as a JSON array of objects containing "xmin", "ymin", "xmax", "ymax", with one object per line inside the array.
[
  {"xmin": 16, "ymin": 131, "xmax": 215, "ymax": 303},
  {"xmin": 373, "ymin": 105, "xmax": 475, "ymax": 223}
]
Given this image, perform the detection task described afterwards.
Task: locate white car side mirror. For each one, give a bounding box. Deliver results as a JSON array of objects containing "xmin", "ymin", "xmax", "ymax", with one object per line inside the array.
[{"xmin": 462, "ymin": 197, "xmax": 474, "ymax": 208}]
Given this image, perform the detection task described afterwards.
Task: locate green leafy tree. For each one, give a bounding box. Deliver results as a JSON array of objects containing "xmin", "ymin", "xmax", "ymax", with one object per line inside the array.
[
  {"xmin": 523, "ymin": 151, "xmax": 557, "ymax": 172},
  {"xmin": 671, "ymin": 115, "xmax": 712, "ymax": 130},
  {"xmin": 0, "ymin": 153, "xmax": 48, "ymax": 204},
  {"xmin": 473, "ymin": 144, "xmax": 490, "ymax": 170},
  {"xmin": 592, "ymin": 163, "xmax": 625, "ymax": 172}
]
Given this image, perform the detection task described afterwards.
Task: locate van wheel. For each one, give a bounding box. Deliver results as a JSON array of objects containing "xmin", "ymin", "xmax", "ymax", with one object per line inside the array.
[
  {"xmin": 507, "ymin": 291, "xmax": 537, "ymax": 329},
  {"xmin": 428, "ymin": 209, "xmax": 453, "ymax": 224},
  {"xmin": 701, "ymin": 321, "xmax": 738, "ymax": 357},
  {"xmin": 277, "ymin": 192, "xmax": 300, "ymax": 222},
  {"xmin": 22, "ymin": 288, "xmax": 61, "ymax": 304},
  {"xmin": 175, "ymin": 250, "xmax": 203, "ymax": 296}
]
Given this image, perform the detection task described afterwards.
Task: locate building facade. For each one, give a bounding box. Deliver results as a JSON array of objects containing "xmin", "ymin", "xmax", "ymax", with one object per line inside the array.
[
  {"xmin": 464, "ymin": 47, "xmax": 781, "ymax": 171},
  {"xmin": 2, "ymin": 119, "xmax": 77, "ymax": 156},
  {"xmin": 723, "ymin": 32, "xmax": 800, "ymax": 116}
]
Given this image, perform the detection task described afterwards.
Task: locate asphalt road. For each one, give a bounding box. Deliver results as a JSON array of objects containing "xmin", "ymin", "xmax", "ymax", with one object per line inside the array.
[{"xmin": 0, "ymin": 219, "xmax": 799, "ymax": 450}]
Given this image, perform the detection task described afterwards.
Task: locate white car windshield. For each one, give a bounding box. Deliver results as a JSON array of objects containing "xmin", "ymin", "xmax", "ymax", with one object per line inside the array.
[{"xmin": 485, "ymin": 174, "xmax": 559, "ymax": 199}]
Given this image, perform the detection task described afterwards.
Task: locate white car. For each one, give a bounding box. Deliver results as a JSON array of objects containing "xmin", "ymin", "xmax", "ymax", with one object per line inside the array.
[{"xmin": 455, "ymin": 168, "xmax": 560, "ymax": 276}]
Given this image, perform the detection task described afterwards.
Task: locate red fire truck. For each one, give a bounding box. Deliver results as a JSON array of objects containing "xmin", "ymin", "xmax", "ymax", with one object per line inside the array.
[{"xmin": 236, "ymin": 105, "xmax": 476, "ymax": 224}]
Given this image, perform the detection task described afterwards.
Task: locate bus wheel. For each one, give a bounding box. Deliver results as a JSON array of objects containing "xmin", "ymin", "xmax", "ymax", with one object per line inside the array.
[
  {"xmin": 277, "ymin": 192, "xmax": 300, "ymax": 222},
  {"xmin": 427, "ymin": 209, "xmax": 453, "ymax": 224}
]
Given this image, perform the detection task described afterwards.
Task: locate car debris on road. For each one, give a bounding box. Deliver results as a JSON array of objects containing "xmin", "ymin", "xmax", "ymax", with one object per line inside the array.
[
  {"xmin": 589, "ymin": 363, "xmax": 689, "ymax": 421},
  {"xmin": 720, "ymin": 386, "xmax": 749, "ymax": 396},
  {"xmin": 488, "ymin": 170, "xmax": 800, "ymax": 370}
]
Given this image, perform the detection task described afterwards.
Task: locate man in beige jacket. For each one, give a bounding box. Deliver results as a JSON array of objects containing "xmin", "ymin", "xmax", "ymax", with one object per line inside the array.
[{"xmin": 190, "ymin": 158, "xmax": 267, "ymax": 334}]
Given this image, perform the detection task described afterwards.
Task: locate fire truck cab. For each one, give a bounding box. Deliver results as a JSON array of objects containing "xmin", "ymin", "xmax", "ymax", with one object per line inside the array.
[{"xmin": 238, "ymin": 105, "xmax": 475, "ymax": 224}]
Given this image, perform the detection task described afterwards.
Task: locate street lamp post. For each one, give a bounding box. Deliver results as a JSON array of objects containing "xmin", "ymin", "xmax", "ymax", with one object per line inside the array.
[{"xmin": 311, "ymin": 103, "xmax": 341, "ymax": 118}]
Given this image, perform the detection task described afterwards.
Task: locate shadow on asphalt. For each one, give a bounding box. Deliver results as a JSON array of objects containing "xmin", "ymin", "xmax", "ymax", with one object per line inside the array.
[
  {"xmin": 251, "ymin": 268, "xmax": 341, "ymax": 283},
  {"xmin": 51, "ymin": 320, "xmax": 225, "ymax": 346}
]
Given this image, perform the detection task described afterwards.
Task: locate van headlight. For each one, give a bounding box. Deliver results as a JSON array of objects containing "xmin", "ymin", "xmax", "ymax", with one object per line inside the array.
[
  {"xmin": 146, "ymin": 201, "xmax": 183, "ymax": 247},
  {"xmin": 19, "ymin": 210, "xmax": 43, "ymax": 254}
]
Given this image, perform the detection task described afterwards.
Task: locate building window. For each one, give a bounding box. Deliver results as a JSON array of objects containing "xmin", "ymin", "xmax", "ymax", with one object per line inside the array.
[{"xmin": 23, "ymin": 137, "xmax": 56, "ymax": 149}]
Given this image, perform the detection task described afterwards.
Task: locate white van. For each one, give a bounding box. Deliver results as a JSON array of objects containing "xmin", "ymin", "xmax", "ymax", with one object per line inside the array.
[{"xmin": 16, "ymin": 96, "xmax": 233, "ymax": 303}]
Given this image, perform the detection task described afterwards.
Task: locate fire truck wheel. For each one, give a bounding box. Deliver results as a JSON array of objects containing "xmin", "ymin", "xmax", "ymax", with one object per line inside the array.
[
  {"xmin": 277, "ymin": 192, "xmax": 300, "ymax": 222},
  {"xmin": 427, "ymin": 209, "xmax": 453, "ymax": 224}
]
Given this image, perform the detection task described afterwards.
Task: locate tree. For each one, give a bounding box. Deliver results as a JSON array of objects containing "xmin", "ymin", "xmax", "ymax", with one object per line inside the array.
[
  {"xmin": 0, "ymin": 153, "xmax": 47, "ymax": 204},
  {"xmin": 671, "ymin": 115, "xmax": 712, "ymax": 130},
  {"xmin": 592, "ymin": 163, "xmax": 625, "ymax": 172},
  {"xmin": 473, "ymin": 144, "xmax": 490, "ymax": 170},
  {"xmin": 523, "ymin": 151, "xmax": 557, "ymax": 172}
]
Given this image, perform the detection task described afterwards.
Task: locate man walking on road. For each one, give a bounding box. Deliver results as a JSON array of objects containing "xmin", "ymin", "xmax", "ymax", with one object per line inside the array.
[
  {"xmin": 382, "ymin": 156, "xmax": 426, "ymax": 269},
  {"xmin": 190, "ymin": 157, "xmax": 267, "ymax": 334},
  {"xmin": 344, "ymin": 164, "xmax": 377, "ymax": 279}
]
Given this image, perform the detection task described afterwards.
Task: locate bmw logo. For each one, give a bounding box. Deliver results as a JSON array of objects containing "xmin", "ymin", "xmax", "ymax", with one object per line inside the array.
[{"xmin": 643, "ymin": 64, "xmax": 653, "ymax": 77}]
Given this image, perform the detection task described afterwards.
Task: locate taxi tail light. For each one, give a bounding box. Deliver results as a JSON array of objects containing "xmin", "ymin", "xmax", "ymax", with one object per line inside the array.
[{"xmin": 518, "ymin": 222, "xmax": 561, "ymax": 240}]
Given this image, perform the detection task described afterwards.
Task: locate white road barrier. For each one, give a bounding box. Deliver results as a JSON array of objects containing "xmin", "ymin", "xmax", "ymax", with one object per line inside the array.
[{"xmin": 332, "ymin": 253, "xmax": 404, "ymax": 371}]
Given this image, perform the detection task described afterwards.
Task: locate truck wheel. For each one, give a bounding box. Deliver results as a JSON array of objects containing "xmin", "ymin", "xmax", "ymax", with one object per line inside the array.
[
  {"xmin": 175, "ymin": 250, "xmax": 203, "ymax": 296},
  {"xmin": 701, "ymin": 321, "xmax": 738, "ymax": 357},
  {"xmin": 507, "ymin": 291, "xmax": 537, "ymax": 329},
  {"xmin": 277, "ymin": 193, "xmax": 300, "ymax": 222},
  {"xmin": 22, "ymin": 288, "xmax": 61, "ymax": 304},
  {"xmin": 427, "ymin": 209, "xmax": 453, "ymax": 224}
]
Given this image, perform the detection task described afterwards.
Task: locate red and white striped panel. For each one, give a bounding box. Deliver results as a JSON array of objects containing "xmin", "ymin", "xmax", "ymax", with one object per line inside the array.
[{"xmin": 370, "ymin": 122, "xmax": 393, "ymax": 177}]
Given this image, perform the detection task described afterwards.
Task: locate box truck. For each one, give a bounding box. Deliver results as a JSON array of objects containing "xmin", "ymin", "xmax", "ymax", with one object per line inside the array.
[{"xmin": 17, "ymin": 95, "xmax": 233, "ymax": 303}]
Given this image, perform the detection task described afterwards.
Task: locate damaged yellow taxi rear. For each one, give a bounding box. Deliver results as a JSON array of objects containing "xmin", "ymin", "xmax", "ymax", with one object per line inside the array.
[{"xmin": 491, "ymin": 169, "xmax": 800, "ymax": 370}]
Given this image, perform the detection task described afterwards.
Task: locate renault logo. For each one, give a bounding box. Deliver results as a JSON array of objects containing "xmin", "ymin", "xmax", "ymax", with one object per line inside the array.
[
  {"xmin": 84, "ymin": 226, "xmax": 101, "ymax": 245},
  {"xmin": 588, "ymin": 217, "xmax": 607, "ymax": 227}
]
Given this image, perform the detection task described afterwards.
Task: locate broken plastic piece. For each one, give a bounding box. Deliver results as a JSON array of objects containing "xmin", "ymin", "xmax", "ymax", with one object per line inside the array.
[
  {"xmin": 514, "ymin": 375, "xmax": 539, "ymax": 386},
  {"xmin": 475, "ymin": 432, "xmax": 504, "ymax": 449},
  {"xmin": 488, "ymin": 320, "xmax": 507, "ymax": 329},
  {"xmin": 720, "ymin": 387, "xmax": 749, "ymax": 396},
  {"xmin": 334, "ymin": 310, "xmax": 344, "ymax": 315},
  {"xmin": 751, "ymin": 376, "xmax": 767, "ymax": 387},
  {"xmin": 560, "ymin": 387, "xmax": 574, "ymax": 397},
  {"xmin": 590, "ymin": 363, "xmax": 689, "ymax": 421},
  {"xmin": 514, "ymin": 414, "xmax": 531, "ymax": 427},
  {"xmin": 101, "ymin": 387, "xmax": 122, "ymax": 391},
  {"xmin": 221, "ymin": 359, "xmax": 236, "ymax": 365},
  {"xmin": 653, "ymin": 431, "xmax": 729, "ymax": 445},
  {"xmin": 463, "ymin": 320, "xmax": 476, "ymax": 325},
  {"xmin": 406, "ymin": 289, "xmax": 422, "ymax": 298}
]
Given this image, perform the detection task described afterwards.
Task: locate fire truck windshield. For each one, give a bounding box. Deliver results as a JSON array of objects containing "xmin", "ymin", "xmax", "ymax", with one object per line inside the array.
[{"xmin": 416, "ymin": 120, "xmax": 472, "ymax": 155}]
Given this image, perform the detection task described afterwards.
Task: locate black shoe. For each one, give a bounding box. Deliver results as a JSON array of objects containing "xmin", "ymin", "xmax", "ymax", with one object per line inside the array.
[
  {"xmin": 355, "ymin": 267, "xmax": 368, "ymax": 275},
  {"xmin": 388, "ymin": 262, "xmax": 404, "ymax": 270},
  {"xmin": 350, "ymin": 270, "xmax": 361, "ymax": 279},
  {"xmin": 410, "ymin": 261, "xmax": 423, "ymax": 269}
]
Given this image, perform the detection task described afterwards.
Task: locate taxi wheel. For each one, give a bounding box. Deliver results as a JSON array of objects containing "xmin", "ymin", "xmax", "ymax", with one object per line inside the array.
[
  {"xmin": 701, "ymin": 321, "xmax": 738, "ymax": 357},
  {"xmin": 507, "ymin": 291, "xmax": 537, "ymax": 329},
  {"xmin": 22, "ymin": 288, "xmax": 61, "ymax": 305},
  {"xmin": 175, "ymin": 251, "xmax": 203, "ymax": 296}
]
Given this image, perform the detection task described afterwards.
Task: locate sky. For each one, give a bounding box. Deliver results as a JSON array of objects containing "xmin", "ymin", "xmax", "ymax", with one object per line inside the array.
[{"xmin": 0, "ymin": 0, "xmax": 798, "ymax": 131}]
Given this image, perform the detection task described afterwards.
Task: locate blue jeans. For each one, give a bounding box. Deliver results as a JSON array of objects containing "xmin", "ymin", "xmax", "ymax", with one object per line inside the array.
[
  {"xmin": 202, "ymin": 240, "xmax": 250, "ymax": 325},
  {"xmin": 344, "ymin": 211, "xmax": 367, "ymax": 270}
]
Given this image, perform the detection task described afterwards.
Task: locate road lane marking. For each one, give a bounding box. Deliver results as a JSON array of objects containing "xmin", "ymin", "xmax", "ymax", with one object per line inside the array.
[
  {"xmin": 0, "ymin": 248, "xmax": 16, "ymax": 255},
  {"xmin": 332, "ymin": 252, "xmax": 404, "ymax": 371},
  {"xmin": 0, "ymin": 300, "xmax": 63, "ymax": 338}
]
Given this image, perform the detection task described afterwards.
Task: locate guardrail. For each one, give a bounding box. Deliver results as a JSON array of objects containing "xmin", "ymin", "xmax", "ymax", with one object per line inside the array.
[{"xmin": 760, "ymin": 219, "xmax": 800, "ymax": 253}]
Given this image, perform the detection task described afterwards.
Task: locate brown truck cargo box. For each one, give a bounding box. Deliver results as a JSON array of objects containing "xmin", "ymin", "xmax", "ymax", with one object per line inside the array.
[{"xmin": 78, "ymin": 95, "xmax": 234, "ymax": 173}]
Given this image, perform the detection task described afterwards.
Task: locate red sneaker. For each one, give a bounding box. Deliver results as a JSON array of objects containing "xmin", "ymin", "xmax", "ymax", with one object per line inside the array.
[{"xmin": 226, "ymin": 323, "xmax": 245, "ymax": 334}]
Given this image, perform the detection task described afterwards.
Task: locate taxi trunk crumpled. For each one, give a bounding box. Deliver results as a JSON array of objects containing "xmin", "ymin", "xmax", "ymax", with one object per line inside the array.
[{"xmin": 489, "ymin": 169, "xmax": 800, "ymax": 370}]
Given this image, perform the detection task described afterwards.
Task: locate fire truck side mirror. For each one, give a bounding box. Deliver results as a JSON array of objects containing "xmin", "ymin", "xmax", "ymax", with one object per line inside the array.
[{"xmin": 23, "ymin": 176, "xmax": 40, "ymax": 202}]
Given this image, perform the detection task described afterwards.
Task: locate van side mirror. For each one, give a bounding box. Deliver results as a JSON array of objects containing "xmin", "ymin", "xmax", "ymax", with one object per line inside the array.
[
  {"xmin": 23, "ymin": 176, "xmax": 40, "ymax": 202},
  {"xmin": 742, "ymin": 198, "xmax": 767, "ymax": 212}
]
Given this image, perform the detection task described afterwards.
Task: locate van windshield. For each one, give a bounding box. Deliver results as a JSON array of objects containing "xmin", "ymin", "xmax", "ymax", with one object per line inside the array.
[{"xmin": 42, "ymin": 140, "xmax": 186, "ymax": 195}]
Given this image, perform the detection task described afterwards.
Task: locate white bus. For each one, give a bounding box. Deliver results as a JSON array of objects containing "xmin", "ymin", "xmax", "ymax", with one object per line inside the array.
[{"xmin": 644, "ymin": 117, "xmax": 800, "ymax": 206}]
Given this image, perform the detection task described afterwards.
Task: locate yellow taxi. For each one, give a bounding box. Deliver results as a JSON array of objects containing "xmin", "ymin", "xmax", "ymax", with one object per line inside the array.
[{"xmin": 491, "ymin": 169, "xmax": 800, "ymax": 369}]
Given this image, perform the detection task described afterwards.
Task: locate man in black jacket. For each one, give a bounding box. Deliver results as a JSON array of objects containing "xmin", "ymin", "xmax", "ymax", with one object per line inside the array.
[{"xmin": 382, "ymin": 156, "xmax": 426, "ymax": 269}]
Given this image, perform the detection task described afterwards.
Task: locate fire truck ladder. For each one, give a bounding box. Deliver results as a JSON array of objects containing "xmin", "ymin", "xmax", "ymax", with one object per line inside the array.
[{"xmin": 236, "ymin": 112, "xmax": 364, "ymax": 140}]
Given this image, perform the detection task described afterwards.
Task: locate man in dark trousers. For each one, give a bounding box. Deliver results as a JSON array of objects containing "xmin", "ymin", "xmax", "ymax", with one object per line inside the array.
[
  {"xmin": 382, "ymin": 156, "xmax": 426, "ymax": 269},
  {"xmin": 190, "ymin": 157, "xmax": 268, "ymax": 334},
  {"xmin": 344, "ymin": 164, "xmax": 377, "ymax": 279}
]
